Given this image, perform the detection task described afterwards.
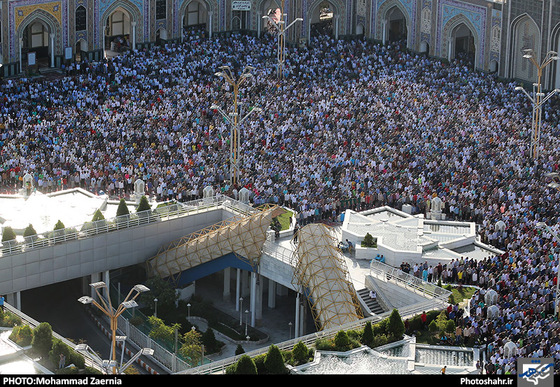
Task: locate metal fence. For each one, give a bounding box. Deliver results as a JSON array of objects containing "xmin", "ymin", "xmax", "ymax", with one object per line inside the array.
[
  {"xmin": 369, "ymin": 260, "xmax": 452, "ymax": 302},
  {"xmin": 0, "ymin": 196, "xmax": 257, "ymax": 257}
]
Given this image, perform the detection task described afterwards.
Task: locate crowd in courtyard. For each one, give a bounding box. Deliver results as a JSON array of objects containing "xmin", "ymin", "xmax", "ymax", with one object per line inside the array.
[{"xmin": 1, "ymin": 28, "xmax": 560, "ymax": 374}]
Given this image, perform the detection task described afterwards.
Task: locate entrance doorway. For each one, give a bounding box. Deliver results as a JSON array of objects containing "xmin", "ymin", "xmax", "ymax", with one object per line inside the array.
[
  {"xmin": 452, "ymin": 23, "xmax": 475, "ymax": 66},
  {"xmin": 104, "ymin": 8, "xmax": 131, "ymax": 56},
  {"xmin": 22, "ymin": 21, "xmax": 51, "ymax": 69},
  {"xmin": 310, "ymin": 2, "xmax": 334, "ymax": 38}
]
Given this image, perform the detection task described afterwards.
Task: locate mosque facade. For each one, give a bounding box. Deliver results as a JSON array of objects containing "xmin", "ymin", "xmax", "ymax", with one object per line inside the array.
[{"xmin": 0, "ymin": 0, "xmax": 559, "ymax": 89}]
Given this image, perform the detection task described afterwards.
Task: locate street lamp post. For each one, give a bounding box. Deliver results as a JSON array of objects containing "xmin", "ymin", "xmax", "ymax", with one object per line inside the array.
[
  {"xmin": 536, "ymin": 222, "xmax": 560, "ymax": 320},
  {"xmin": 262, "ymin": 0, "xmax": 302, "ymax": 80},
  {"xmin": 78, "ymin": 282, "xmax": 150, "ymax": 374},
  {"xmin": 515, "ymin": 49, "xmax": 559, "ymax": 160},
  {"xmin": 212, "ymin": 65, "xmax": 261, "ymax": 186}
]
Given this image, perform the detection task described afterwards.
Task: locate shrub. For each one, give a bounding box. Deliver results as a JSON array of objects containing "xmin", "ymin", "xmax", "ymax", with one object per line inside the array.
[
  {"xmin": 136, "ymin": 196, "xmax": 151, "ymax": 213},
  {"xmin": 9, "ymin": 325, "xmax": 33, "ymax": 346},
  {"xmin": 2, "ymin": 226, "xmax": 16, "ymax": 242},
  {"xmin": 361, "ymin": 233, "xmax": 377, "ymax": 247},
  {"xmin": 32, "ymin": 322, "xmax": 53, "ymax": 358},
  {"xmin": 333, "ymin": 330, "xmax": 351, "ymax": 351},
  {"xmin": 264, "ymin": 345, "xmax": 288, "ymax": 374},
  {"xmin": 361, "ymin": 321, "xmax": 374, "ymax": 348},
  {"xmin": 116, "ymin": 198, "xmax": 130, "ymax": 217},
  {"xmin": 291, "ymin": 341, "xmax": 310, "ymax": 365},
  {"xmin": 387, "ymin": 309, "xmax": 405, "ymax": 339},
  {"xmin": 53, "ymin": 220, "xmax": 65, "ymax": 231},
  {"xmin": 230, "ymin": 355, "xmax": 257, "ymax": 374},
  {"xmin": 91, "ymin": 209, "xmax": 105, "ymax": 222},
  {"xmin": 23, "ymin": 224, "xmax": 37, "ymax": 238}
]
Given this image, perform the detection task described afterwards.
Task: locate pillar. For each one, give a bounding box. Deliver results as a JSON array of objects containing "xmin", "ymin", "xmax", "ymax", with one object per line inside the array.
[
  {"xmin": 131, "ymin": 22, "xmax": 137, "ymax": 50},
  {"xmin": 7, "ymin": 292, "xmax": 21, "ymax": 310},
  {"xmin": 50, "ymin": 33, "xmax": 55, "ymax": 67},
  {"xmin": 268, "ymin": 279, "xmax": 276, "ymax": 308},
  {"xmin": 208, "ymin": 11, "xmax": 213, "ymax": 39},
  {"xmin": 223, "ymin": 267, "xmax": 231, "ymax": 301},
  {"xmin": 294, "ymin": 291, "xmax": 300, "ymax": 338},
  {"xmin": 19, "ymin": 37, "xmax": 23, "ymax": 73},
  {"xmin": 236, "ymin": 268, "xmax": 242, "ymax": 311},
  {"xmin": 250, "ymin": 271, "xmax": 257, "ymax": 326},
  {"xmin": 335, "ymin": 14, "xmax": 339, "ymax": 40}
]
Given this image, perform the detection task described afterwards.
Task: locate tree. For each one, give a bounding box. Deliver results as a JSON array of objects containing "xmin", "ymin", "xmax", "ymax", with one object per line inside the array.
[
  {"xmin": 234, "ymin": 344, "xmax": 245, "ymax": 356},
  {"xmin": 180, "ymin": 328, "xmax": 203, "ymax": 366},
  {"xmin": 32, "ymin": 322, "xmax": 53, "ymax": 359},
  {"xmin": 147, "ymin": 315, "xmax": 180, "ymax": 343},
  {"xmin": 387, "ymin": 309, "xmax": 405, "ymax": 339},
  {"xmin": 361, "ymin": 233, "xmax": 377, "ymax": 247},
  {"xmin": 23, "ymin": 224, "xmax": 37, "ymax": 238},
  {"xmin": 91, "ymin": 209, "xmax": 105, "ymax": 222},
  {"xmin": 264, "ymin": 344, "xmax": 287, "ymax": 374},
  {"xmin": 201, "ymin": 328, "xmax": 220, "ymax": 353},
  {"xmin": 334, "ymin": 330, "xmax": 351, "ymax": 351},
  {"xmin": 361, "ymin": 321, "xmax": 374, "ymax": 348},
  {"xmin": 139, "ymin": 277, "xmax": 178, "ymax": 319},
  {"xmin": 136, "ymin": 196, "xmax": 151, "ymax": 213},
  {"xmin": 116, "ymin": 198, "xmax": 130, "ymax": 217},
  {"xmin": 234, "ymin": 355, "xmax": 257, "ymax": 374},
  {"xmin": 2, "ymin": 226, "xmax": 16, "ymax": 242},
  {"xmin": 53, "ymin": 220, "xmax": 65, "ymax": 231},
  {"xmin": 291, "ymin": 341, "xmax": 310, "ymax": 365}
]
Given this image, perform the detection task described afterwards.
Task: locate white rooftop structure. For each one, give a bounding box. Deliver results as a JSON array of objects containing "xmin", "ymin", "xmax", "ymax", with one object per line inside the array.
[{"xmin": 341, "ymin": 206, "xmax": 503, "ymax": 267}]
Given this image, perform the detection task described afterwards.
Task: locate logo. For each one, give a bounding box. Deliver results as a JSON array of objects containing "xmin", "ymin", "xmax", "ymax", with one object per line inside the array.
[{"xmin": 518, "ymin": 358, "xmax": 554, "ymax": 387}]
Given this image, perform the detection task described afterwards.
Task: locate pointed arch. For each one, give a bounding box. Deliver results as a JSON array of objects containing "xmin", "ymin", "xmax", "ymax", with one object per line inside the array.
[
  {"xmin": 178, "ymin": 0, "xmax": 213, "ymax": 35},
  {"xmin": 550, "ymin": 22, "xmax": 560, "ymax": 90},
  {"xmin": 507, "ymin": 13, "xmax": 541, "ymax": 82},
  {"xmin": 17, "ymin": 9, "xmax": 62, "ymax": 64},
  {"xmin": 441, "ymin": 14, "xmax": 479, "ymax": 68},
  {"xmin": 307, "ymin": 0, "xmax": 344, "ymax": 41},
  {"xmin": 376, "ymin": 0, "xmax": 412, "ymax": 49},
  {"xmin": 100, "ymin": 0, "xmax": 142, "ymax": 49}
]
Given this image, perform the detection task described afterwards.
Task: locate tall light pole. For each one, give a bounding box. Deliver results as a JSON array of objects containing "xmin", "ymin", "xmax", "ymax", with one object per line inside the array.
[
  {"xmin": 262, "ymin": 0, "xmax": 302, "ymax": 80},
  {"xmin": 78, "ymin": 282, "xmax": 150, "ymax": 374},
  {"xmin": 212, "ymin": 65, "xmax": 261, "ymax": 186},
  {"xmin": 536, "ymin": 222, "xmax": 560, "ymax": 320},
  {"xmin": 515, "ymin": 49, "xmax": 559, "ymax": 160}
]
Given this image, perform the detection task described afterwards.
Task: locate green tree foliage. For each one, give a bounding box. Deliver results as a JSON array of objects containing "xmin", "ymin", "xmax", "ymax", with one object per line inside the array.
[
  {"xmin": 387, "ymin": 309, "xmax": 405, "ymax": 339},
  {"xmin": 147, "ymin": 315, "xmax": 180, "ymax": 343},
  {"xmin": 264, "ymin": 345, "xmax": 287, "ymax": 374},
  {"xmin": 91, "ymin": 209, "xmax": 105, "ymax": 222},
  {"xmin": 116, "ymin": 198, "xmax": 130, "ymax": 217},
  {"xmin": 180, "ymin": 328, "xmax": 203, "ymax": 366},
  {"xmin": 361, "ymin": 321, "xmax": 375, "ymax": 348},
  {"xmin": 291, "ymin": 341, "xmax": 310, "ymax": 365},
  {"xmin": 9, "ymin": 325, "xmax": 33, "ymax": 346},
  {"xmin": 139, "ymin": 277, "xmax": 178, "ymax": 319},
  {"xmin": 32, "ymin": 322, "xmax": 53, "ymax": 358},
  {"xmin": 233, "ymin": 355, "xmax": 258, "ymax": 374},
  {"xmin": 2, "ymin": 226, "xmax": 16, "ymax": 242},
  {"xmin": 53, "ymin": 220, "xmax": 65, "ymax": 230},
  {"xmin": 23, "ymin": 224, "xmax": 37, "ymax": 238},
  {"xmin": 334, "ymin": 330, "xmax": 351, "ymax": 351},
  {"xmin": 234, "ymin": 344, "xmax": 245, "ymax": 356},
  {"xmin": 361, "ymin": 233, "xmax": 377, "ymax": 247},
  {"xmin": 136, "ymin": 196, "xmax": 151, "ymax": 213}
]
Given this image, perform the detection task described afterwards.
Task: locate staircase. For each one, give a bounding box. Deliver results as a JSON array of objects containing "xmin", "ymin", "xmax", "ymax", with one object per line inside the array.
[{"xmin": 357, "ymin": 288, "xmax": 385, "ymax": 315}]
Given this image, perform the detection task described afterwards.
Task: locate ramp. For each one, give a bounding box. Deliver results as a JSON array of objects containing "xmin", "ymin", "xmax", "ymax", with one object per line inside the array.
[
  {"xmin": 146, "ymin": 205, "xmax": 282, "ymax": 279},
  {"xmin": 292, "ymin": 223, "xmax": 363, "ymax": 331}
]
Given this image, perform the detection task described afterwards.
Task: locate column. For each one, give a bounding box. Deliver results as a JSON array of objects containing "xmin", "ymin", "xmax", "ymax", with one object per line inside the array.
[
  {"xmin": 235, "ymin": 268, "xmax": 241, "ymax": 311},
  {"xmin": 208, "ymin": 11, "xmax": 213, "ymax": 39},
  {"xmin": 250, "ymin": 272, "xmax": 257, "ymax": 326},
  {"xmin": 19, "ymin": 37, "xmax": 23, "ymax": 73},
  {"xmin": 268, "ymin": 279, "xmax": 276, "ymax": 309},
  {"xmin": 50, "ymin": 33, "xmax": 55, "ymax": 67},
  {"xmin": 7, "ymin": 292, "xmax": 21, "ymax": 310},
  {"xmin": 131, "ymin": 22, "xmax": 136, "ymax": 51},
  {"xmin": 382, "ymin": 20, "xmax": 387, "ymax": 44},
  {"xmin": 223, "ymin": 267, "xmax": 231, "ymax": 301},
  {"xmin": 294, "ymin": 291, "xmax": 300, "ymax": 338},
  {"xmin": 335, "ymin": 14, "xmax": 339, "ymax": 40}
]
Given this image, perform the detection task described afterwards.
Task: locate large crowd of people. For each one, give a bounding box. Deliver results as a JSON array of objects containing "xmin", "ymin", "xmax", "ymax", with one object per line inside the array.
[{"xmin": 1, "ymin": 29, "xmax": 560, "ymax": 374}]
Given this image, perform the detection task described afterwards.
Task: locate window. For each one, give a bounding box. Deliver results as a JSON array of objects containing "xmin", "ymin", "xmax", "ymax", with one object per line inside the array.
[
  {"xmin": 75, "ymin": 6, "xmax": 87, "ymax": 31},
  {"xmin": 156, "ymin": 0, "xmax": 166, "ymax": 21}
]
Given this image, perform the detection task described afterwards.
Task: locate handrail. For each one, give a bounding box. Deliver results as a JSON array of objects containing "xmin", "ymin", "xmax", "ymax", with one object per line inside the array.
[
  {"xmin": 369, "ymin": 260, "xmax": 452, "ymax": 301},
  {"xmin": 3, "ymin": 303, "xmax": 103, "ymax": 372},
  {"xmin": 0, "ymin": 196, "xmax": 256, "ymax": 257}
]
